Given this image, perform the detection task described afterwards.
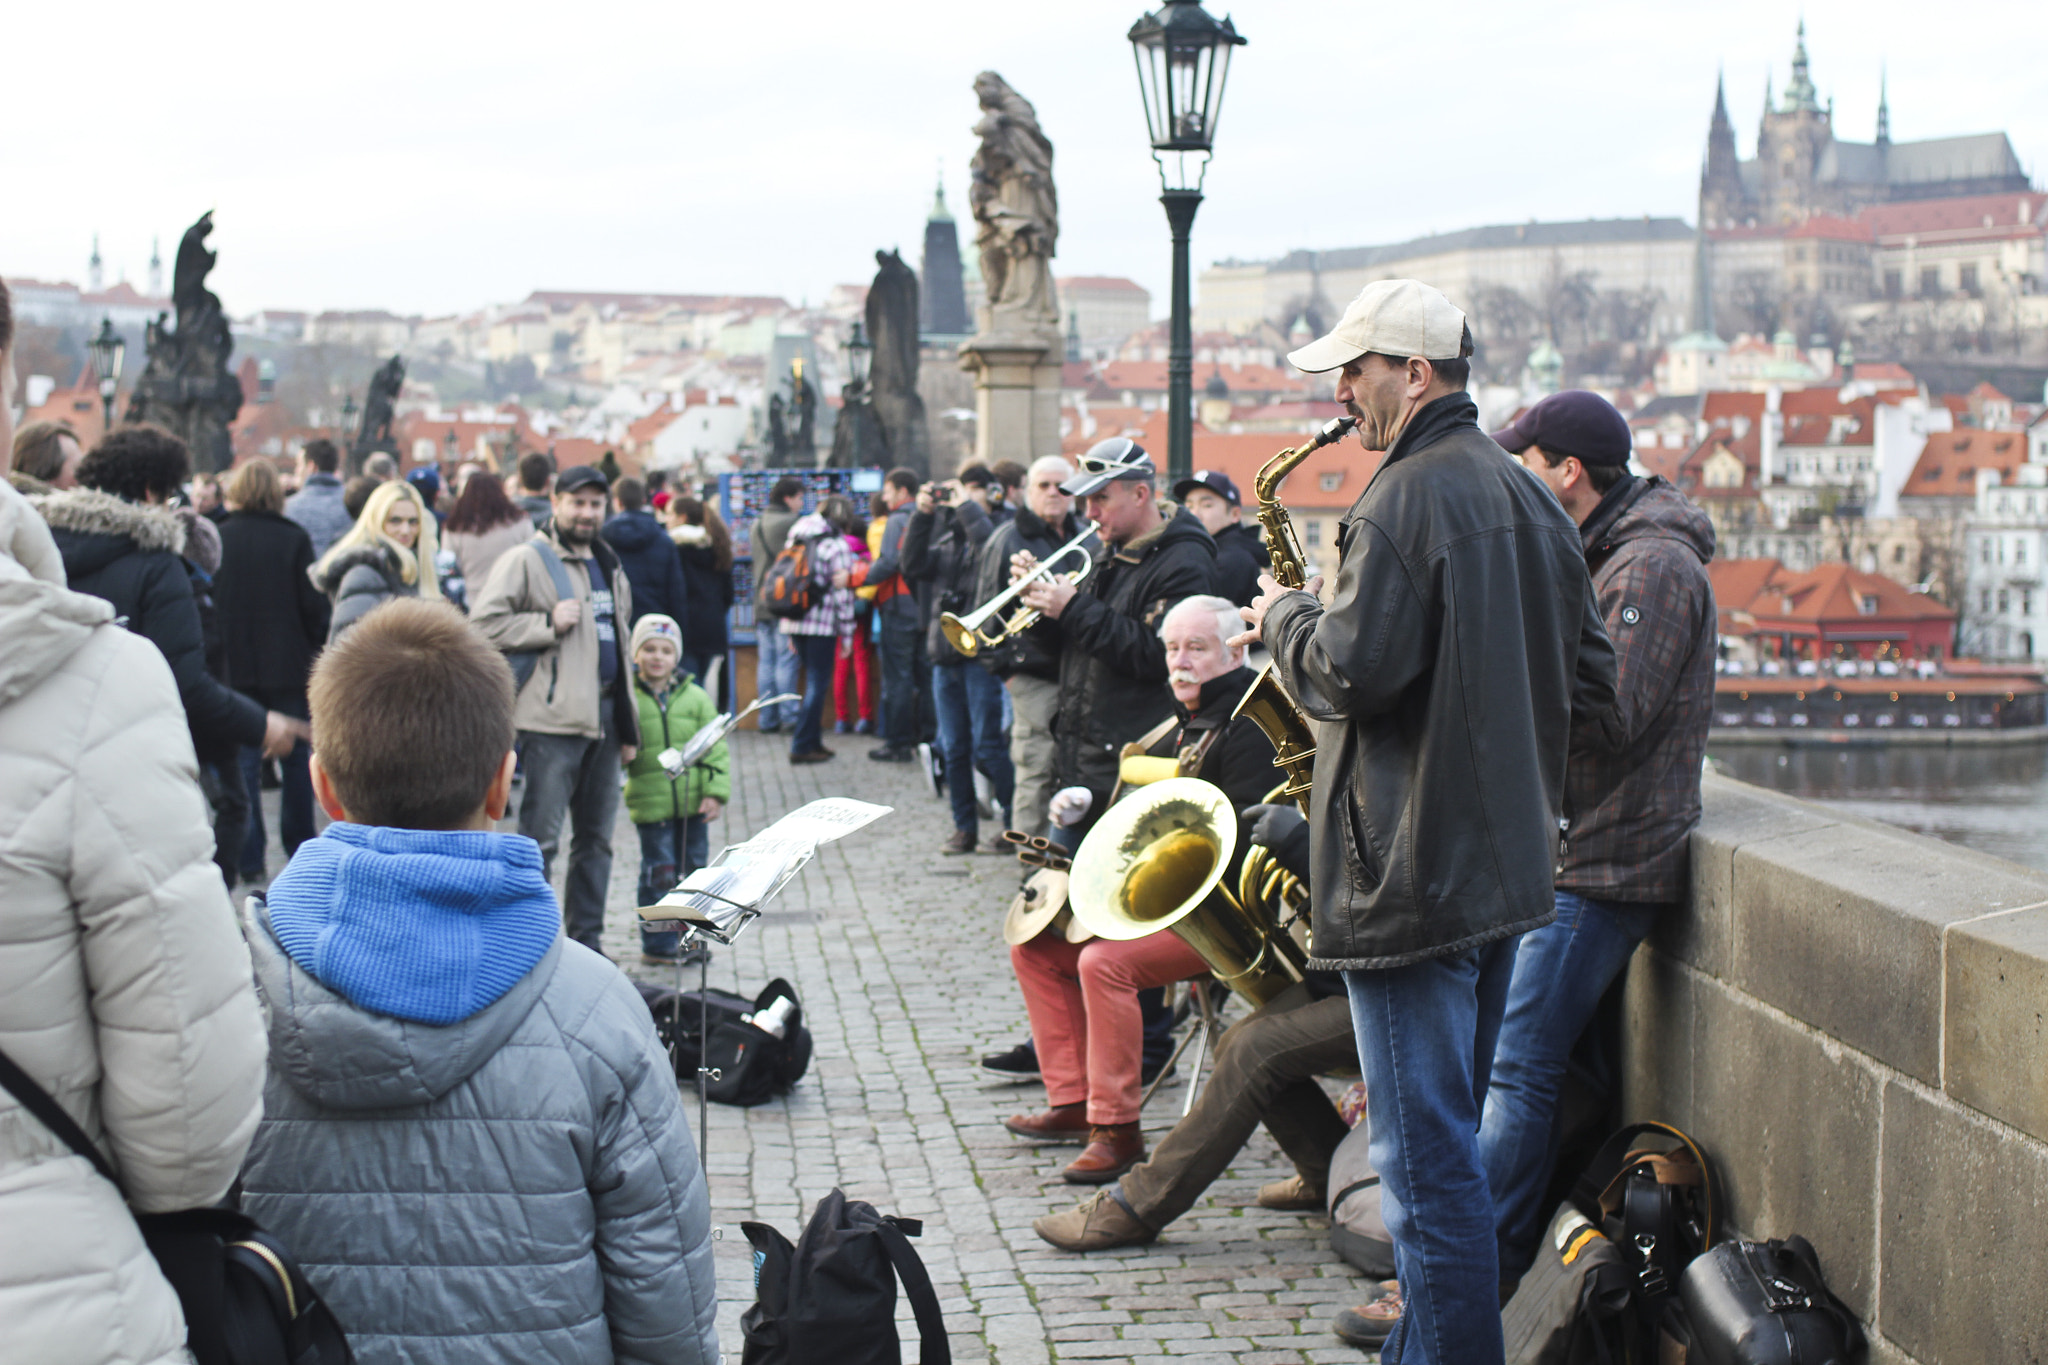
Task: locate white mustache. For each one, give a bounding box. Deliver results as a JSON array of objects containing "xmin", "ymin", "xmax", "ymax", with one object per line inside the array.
[{"xmin": 1169, "ymin": 669, "xmax": 1201, "ymax": 686}]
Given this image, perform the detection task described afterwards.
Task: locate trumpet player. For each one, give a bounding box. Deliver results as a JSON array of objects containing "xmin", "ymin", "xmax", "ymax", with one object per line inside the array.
[
  {"xmin": 975, "ymin": 455, "xmax": 1089, "ymax": 839},
  {"xmin": 1237, "ymin": 279, "xmax": 1617, "ymax": 1365},
  {"xmin": 1012, "ymin": 438, "xmax": 1217, "ymax": 839},
  {"xmin": 1004, "ymin": 596, "xmax": 1277, "ymax": 1182}
]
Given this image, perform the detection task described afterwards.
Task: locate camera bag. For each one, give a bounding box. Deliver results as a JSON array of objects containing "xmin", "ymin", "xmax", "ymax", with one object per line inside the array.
[
  {"xmin": 636, "ymin": 976, "xmax": 813, "ymax": 1106},
  {"xmin": 1680, "ymin": 1236, "xmax": 1866, "ymax": 1365}
]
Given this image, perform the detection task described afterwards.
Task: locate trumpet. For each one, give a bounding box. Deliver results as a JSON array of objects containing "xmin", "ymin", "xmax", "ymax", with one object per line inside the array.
[{"xmin": 939, "ymin": 521, "xmax": 1099, "ymax": 658}]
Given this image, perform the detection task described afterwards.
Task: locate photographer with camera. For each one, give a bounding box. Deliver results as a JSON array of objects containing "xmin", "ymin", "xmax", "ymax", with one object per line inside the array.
[{"xmin": 902, "ymin": 465, "xmax": 1013, "ymax": 855}]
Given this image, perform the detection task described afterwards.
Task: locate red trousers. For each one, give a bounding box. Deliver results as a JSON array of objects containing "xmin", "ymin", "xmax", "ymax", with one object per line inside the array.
[
  {"xmin": 1011, "ymin": 931, "xmax": 1208, "ymax": 1125},
  {"xmin": 834, "ymin": 619, "xmax": 876, "ymax": 723}
]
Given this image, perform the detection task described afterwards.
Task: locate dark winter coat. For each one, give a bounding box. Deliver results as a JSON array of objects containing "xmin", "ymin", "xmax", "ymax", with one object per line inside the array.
[
  {"xmin": 310, "ymin": 543, "xmax": 415, "ymax": 642},
  {"xmin": 1143, "ymin": 665, "xmax": 1280, "ymax": 817},
  {"xmin": 901, "ymin": 499, "xmax": 994, "ymax": 667},
  {"xmin": 601, "ymin": 510, "xmax": 689, "ymax": 630},
  {"xmin": 1262, "ymin": 393, "xmax": 1618, "ymax": 971},
  {"xmin": 215, "ymin": 510, "xmax": 330, "ymax": 694},
  {"xmin": 35, "ymin": 488, "xmax": 267, "ymax": 758},
  {"xmin": 670, "ymin": 526, "xmax": 733, "ymax": 658},
  {"xmin": 974, "ymin": 504, "xmax": 1092, "ymax": 682},
  {"xmin": 1210, "ymin": 520, "xmax": 1271, "ymax": 610},
  {"xmin": 1558, "ymin": 475, "xmax": 1717, "ymax": 904},
  {"xmin": 1052, "ymin": 506, "xmax": 1218, "ymax": 808}
]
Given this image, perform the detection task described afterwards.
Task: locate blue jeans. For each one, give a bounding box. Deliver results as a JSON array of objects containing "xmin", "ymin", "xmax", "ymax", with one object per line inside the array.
[
  {"xmin": 932, "ymin": 661, "xmax": 1014, "ymax": 837},
  {"xmin": 636, "ymin": 816, "xmax": 712, "ymax": 956},
  {"xmin": 1346, "ymin": 938, "xmax": 1519, "ymax": 1365},
  {"xmin": 1479, "ymin": 891, "xmax": 1659, "ymax": 1283},
  {"xmin": 877, "ymin": 610, "xmax": 923, "ymax": 749},
  {"xmin": 788, "ymin": 632, "xmax": 838, "ymax": 756},
  {"xmin": 755, "ymin": 631, "xmax": 801, "ymax": 731},
  {"xmin": 238, "ymin": 738, "xmax": 313, "ymax": 874}
]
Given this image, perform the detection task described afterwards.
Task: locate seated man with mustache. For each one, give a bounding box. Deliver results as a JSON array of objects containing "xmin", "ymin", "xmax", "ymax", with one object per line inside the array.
[{"xmin": 1003, "ymin": 595, "xmax": 1276, "ymax": 1183}]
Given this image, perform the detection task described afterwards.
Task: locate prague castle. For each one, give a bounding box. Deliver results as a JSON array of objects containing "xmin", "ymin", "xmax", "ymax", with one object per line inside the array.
[{"xmin": 1699, "ymin": 23, "xmax": 2030, "ymax": 229}]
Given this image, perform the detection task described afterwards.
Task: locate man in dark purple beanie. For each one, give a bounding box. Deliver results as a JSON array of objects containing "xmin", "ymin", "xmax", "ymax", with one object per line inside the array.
[{"xmin": 1481, "ymin": 390, "xmax": 1719, "ymax": 1293}]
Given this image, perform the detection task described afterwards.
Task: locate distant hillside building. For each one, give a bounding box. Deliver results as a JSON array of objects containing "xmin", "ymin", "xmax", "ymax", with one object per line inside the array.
[
  {"xmin": 1057, "ymin": 276, "xmax": 1152, "ymax": 353},
  {"xmin": 1700, "ymin": 22, "xmax": 2031, "ymax": 230},
  {"xmin": 920, "ymin": 180, "xmax": 970, "ymax": 339}
]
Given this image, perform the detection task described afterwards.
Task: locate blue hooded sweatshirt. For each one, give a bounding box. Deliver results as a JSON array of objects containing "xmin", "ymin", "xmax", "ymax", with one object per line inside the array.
[{"xmin": 264, "ymin": 823, "xmax": 559, "ymax": 1025}]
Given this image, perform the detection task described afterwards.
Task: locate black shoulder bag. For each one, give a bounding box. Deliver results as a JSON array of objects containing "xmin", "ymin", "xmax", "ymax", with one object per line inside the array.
[{"xmin": 0, "ymin": 1046, "xmax": 352, "ymax": 1365}]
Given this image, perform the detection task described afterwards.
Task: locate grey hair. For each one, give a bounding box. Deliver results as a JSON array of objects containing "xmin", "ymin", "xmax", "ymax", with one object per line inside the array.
[
  {"xmin": 1159, "ymin": 594, "xmax": 1244, "ymax": 652},
  {"xmin": 1028, "ymin": 454, "xmax": 1073, "ymax": 481}
]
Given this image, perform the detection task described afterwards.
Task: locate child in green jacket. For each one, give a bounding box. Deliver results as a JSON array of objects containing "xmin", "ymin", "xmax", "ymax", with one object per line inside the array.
[{"xmin": 623, "ymin": 615, "xmax": 729, "ymax": 964}]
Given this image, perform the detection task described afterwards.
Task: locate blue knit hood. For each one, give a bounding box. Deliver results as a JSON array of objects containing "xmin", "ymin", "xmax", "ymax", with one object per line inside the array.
[{"xmin": 265, "ymin": 823, "xmax": 560, "ymax": 1025}]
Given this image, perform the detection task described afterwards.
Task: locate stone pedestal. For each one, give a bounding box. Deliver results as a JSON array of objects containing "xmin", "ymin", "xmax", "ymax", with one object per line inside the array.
[{"xmin": 958, "ymin": 332, "xmax": 1062, "ymax": 467}]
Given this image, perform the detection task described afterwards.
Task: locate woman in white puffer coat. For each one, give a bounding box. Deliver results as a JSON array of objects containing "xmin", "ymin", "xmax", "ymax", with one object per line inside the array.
[{"xmin": 0, "ymin": 477, "xmax": 268, "ymax": 1364}]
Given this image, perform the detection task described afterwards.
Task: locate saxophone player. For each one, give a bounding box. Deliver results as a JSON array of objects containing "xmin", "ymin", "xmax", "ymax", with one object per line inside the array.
[{"xmin": 1234, "ymin": 279, "xmax": 1617, "ymax": 1365}]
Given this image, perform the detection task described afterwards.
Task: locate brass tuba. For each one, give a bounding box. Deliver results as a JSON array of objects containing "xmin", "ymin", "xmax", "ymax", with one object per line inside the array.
[
  {"xmin": 1231, "ymin": 416, "xmax": 1358, "ymax": 808},
  {"xmin": 1066, "ymin": 777, "xmax": 1309, "ymax": 1007}
]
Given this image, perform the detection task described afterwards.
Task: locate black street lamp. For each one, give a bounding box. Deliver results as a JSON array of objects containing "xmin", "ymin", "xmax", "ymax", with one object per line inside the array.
[
  {"xmin": 445, "ymin": 427, "xmax": 460, "ymax": 464},
  {"xmin": 1129, "ymin": 0, "xmax": 1244, "ymax": 485},
  {"xmin": 338, "ymin": 392, "xmax": 359, "ymax": 447},
  {"xmin": 845, "ymin": 320, "xmax": 873, "ymax": 394},
  {"xmin": 88, "ymin": 317, "xmax": 125, "ymax": 435}
]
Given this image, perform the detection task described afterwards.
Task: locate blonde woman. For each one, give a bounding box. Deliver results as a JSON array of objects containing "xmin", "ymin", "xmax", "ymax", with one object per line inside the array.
[{"xmin": 310, "ymin": 478, "xmax": 441, "ymax": 640}]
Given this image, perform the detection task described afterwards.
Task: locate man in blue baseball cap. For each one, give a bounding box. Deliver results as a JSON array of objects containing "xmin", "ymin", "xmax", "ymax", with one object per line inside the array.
[{"xmin": 1172, "ymin": 469, "xmax": 1268, "ymax": 609}]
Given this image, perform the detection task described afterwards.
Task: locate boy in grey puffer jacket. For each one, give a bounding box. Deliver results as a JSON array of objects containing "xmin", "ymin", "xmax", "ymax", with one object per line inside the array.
[{"xmin": 237, "ymin": 598, "xmax": 718, "ymax": 1365}]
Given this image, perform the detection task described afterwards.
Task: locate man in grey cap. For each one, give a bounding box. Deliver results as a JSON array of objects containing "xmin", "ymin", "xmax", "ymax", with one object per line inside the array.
[
  {"xmin": 471, "ymin": 463, "xmax": 642, "ymax": 955},
  {"xmin": 1480, "ymin": 391, "xmax": 1717, "ymax": 1295},
  {"xmin": 1014, "ymin": 437, "xmax": 1217, "ymax": 833},
  {"xmin": 1236, "ymin": 279, "xmax": 1616, "ymax": 1365}
]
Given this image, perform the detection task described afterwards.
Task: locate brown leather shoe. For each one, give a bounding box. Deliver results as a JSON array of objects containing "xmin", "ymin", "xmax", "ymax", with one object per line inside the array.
[
  {"xmin": 1033, "ymin": 1189, "xmax": 1157, "ymax": 1252},
  {"xmin": 1003, "ymin": 1103, "xmax": 1090, "ymax": 1143},
  {"xmin": 941, "ymin": 829, "xmax": 976, "ymax": 855},
  {"xmin": 1062, "ymin": 1123, "xmax": 1145, "ymax": 1184},
  {"xmin": 1256, "ymin": 1174, "xmax": 1326, "ymax": 1211}
]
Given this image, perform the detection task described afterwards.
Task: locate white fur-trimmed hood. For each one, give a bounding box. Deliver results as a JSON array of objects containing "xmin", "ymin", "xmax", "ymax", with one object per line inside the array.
[{"xmin": 30, "ymin": 488, "xmax": 188, "ymax": 556}]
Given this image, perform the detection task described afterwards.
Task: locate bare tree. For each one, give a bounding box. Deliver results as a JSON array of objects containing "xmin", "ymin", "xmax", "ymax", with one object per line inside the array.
[{"xmin": 1724, "ymin": 271, "xmax": 1783, "ymax": 337}]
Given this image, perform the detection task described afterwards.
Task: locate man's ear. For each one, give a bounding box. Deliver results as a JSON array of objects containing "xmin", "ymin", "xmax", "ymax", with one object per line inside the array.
[
  {"xmin": 309, "ymin": 752, "xmax": 350, "ymax": 822},
  {"xmin": 1406, "ymin": 357, "xmax": 1435, "ymax": 399},
  {"xmin": 483, "ymin": 749, "xmax": 518, "ymax": 822}
]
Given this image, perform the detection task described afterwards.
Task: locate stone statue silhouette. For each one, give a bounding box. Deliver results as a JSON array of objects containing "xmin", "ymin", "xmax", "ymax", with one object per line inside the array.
[
  {"xmin": 125, "ymin": 212, "xmax": 243, "ymax": 473},
  {"xmin": 351, "ymin": 354, "xmax": 405, "ymax": 473},
  {"xmin": 969, "ymin": 71, "xmax": 1060, "ymax": 341},
  {"xmin": 768, "ymin": 361, "xmax": 817, "ymax": 464},
  {"xmin": 867, "ymin": 250, "xmax": 930, "ymax": 478}
]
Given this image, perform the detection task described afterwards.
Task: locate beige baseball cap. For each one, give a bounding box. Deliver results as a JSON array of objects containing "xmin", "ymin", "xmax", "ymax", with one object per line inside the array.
[{"xmin": 1286, "ymin": 279, "xmax": 1469, "ymax": 374}]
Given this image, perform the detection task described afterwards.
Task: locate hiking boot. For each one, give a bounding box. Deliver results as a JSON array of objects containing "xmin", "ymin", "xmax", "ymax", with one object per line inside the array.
[
  {"xmin": 1002, "ymin": 1103, "xmax": 1090, "ymax": 1143},
  {"xmin": 941, "ymin": 829, "xmax": 976, "ymax": 855},
  {"xmin": 979, "ymin": 1042, "xmax": 1041, "ymax": 1083},
  {"xmin": 867, "ymin": 745, "xmax": 915, "ymax": 763},
  {"xmin": 1331, "ymin": 1285, "xmax": 1402, "ymax": 1348},
  {"xmin": 1062, "ymin": 1123, "xmax": 1145, "ymax": 1184},
  {"xmin": 790, "ymin": 747, "xmax": 836, "ymax": 765},
  {"xmin": 1257, "ymin": 1174, "xmax": 1326, "ymax": 1211},
  {"xmin": 1033, "ymin": 1189, "xmax": 1157, "ymax": 1252}
]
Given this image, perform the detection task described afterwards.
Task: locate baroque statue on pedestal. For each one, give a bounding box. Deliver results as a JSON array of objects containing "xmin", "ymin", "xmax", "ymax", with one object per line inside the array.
[
  {"xmin": 125, "ymin": 212, "xmax": 243, "ymax": 473},
  {"xmin": 969, "ymin": 71, "xmax": 1060, "ymax": 342}
]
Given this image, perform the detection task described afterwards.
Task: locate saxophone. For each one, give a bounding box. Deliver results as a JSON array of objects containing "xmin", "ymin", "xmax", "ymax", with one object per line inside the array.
[{"xmin": 1231, "ymin": 416, "xmax": 1358, "ymax": 808}]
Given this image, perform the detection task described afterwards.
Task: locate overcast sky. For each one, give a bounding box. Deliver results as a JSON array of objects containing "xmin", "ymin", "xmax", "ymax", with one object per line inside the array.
[{"xmin": 10, "ymin": 0, "xmax": 2042, "ymax": 320}]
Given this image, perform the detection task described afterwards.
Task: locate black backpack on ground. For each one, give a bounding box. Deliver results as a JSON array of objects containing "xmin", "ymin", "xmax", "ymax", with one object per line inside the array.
[
  {"xmin": 0, "ymin": 1046, "xmax": 352, "ymax": 1365},
  {"xmin": 635, "ymin": 976, "xmax": 813, "ymax": 1106},
  {"xmin": 1502, "ymin": 1120, "xmax": 1718, "ymax": 1365},
  {"xmin": 1682, "ymin": 1236, "xmax": 1866, "ymax": 1365},
  {"xmin": 740, "ymin": 1188, "xmax": 950, "ymax": 1365}
]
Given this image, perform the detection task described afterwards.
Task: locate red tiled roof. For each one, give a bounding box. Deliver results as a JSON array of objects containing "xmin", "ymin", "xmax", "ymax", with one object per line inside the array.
[
  {"xmin": 1058, "ymin": 276, "xmax": 1149, "ymax": 294},
  {"xmin": 1711, "ymin": 558, "xmax": 1954, "ymax": 628},
  {"xmin": 1700, "ymin": 391, "xmax": 1768, "ymax": 426},
  {"xmin": 1061, "ymin": 412, "xmax": 1384, "ymax": 508},
  {"xmin": 1852, "ymin": 362, "xmax": 1916, "ymax": 385},
  {"xmin": 1097, "ymin": 361, "xmax": 1308, "ymax": 397},
  {"xmin": 1860, "ymin": 192, "xmax": 2048, "ymax": 241},
  {"xmin": 1901, "ymin": 430, "xmax": 2027, "ymax": 495},
  {"xmin": 1785, "ymin": 215, "xmax": 1873, "ymax": 242},
  {"xmin": 1970, "ymin": 381, "xmax": 2012, "ymax": 403}
]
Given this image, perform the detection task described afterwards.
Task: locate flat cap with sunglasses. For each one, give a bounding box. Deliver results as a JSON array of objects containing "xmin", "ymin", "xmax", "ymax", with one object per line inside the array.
[{"xmin": 1060, "ymin": 437, "xmax": 1156, "ymax": 498}]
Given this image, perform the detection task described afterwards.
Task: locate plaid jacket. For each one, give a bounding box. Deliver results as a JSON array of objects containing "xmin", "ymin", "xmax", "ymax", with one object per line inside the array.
[{"xmin": 1558, "ymin": 476, "xmax": 1717, "ymax": 904}]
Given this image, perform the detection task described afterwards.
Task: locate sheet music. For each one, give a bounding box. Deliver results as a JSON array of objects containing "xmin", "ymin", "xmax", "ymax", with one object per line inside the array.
[{"xmin": 638, "ymin": 798, "xmax": 892, "ymax": 942}]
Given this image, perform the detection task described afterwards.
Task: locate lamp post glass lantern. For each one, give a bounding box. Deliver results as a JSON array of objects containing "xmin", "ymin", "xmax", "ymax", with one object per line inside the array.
[
  {"xmin": 339, "ymin": 392, "xmax": 358, "ymax": 446},
  {"xmin": 845, "ymin": 320, "xmax": 873, "ymax": 392},
  {"xmin": 1129, "ymin": 1, "xmax": 1244, "ymax": 483},
  {"xmin": 89, "ymin": 317, "xmax": 125, "ymax": 434}
]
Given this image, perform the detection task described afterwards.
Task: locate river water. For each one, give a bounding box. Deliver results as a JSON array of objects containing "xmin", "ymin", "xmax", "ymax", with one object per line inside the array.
[{"xmin": 1710, "ymin": 741, "xmax": 2048, "ymax": 874}]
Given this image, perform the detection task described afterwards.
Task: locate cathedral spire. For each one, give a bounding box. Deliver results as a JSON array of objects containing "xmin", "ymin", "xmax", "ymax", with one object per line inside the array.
[
  {"xmin": 88, "ymin": 232, "xmax": 104, "ymax": 293},
  {"xmin": 1875, "ymin": 66, "xmax": 1890, "ymax": 147},
  {"xmin": 930, "ymin": 167, "xmax": 952, "ymax": 224},
  {"xmin": 1784, "ymin": 18, "xmax": 1820, "ymax": 114},
  {"xmin": 148, "ymin": 235, "xmax": 163, "ymax": 297}
]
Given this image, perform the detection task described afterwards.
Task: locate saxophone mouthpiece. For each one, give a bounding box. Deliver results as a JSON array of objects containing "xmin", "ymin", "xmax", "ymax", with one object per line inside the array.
[{"xmin": 1318, "ymin": 416, "xmax": 1359, "ymax": 446}]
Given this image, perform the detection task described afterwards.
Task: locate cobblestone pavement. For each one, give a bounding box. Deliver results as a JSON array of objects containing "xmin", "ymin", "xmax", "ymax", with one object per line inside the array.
[{"xmin": 251, "ymin": 726, "xmax": 1376, "ymax": 1362}]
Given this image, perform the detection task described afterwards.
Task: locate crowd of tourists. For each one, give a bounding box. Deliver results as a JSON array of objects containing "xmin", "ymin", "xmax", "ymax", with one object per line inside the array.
[{"xmin": 0, "ymin": 268, "xmax": 1722, "ymax": 1365}]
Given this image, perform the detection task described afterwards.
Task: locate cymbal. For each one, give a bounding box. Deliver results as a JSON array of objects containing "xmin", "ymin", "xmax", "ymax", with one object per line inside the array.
[{"xmin": 1002, "ymin": 867, "xmax": 1074, "ymax": 946}]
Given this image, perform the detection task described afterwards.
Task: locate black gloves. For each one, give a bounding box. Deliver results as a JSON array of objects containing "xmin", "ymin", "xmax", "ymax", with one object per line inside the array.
[{"xmin": 1243, "ymin": 803, "xmax": 1311, "ymax": 884}]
